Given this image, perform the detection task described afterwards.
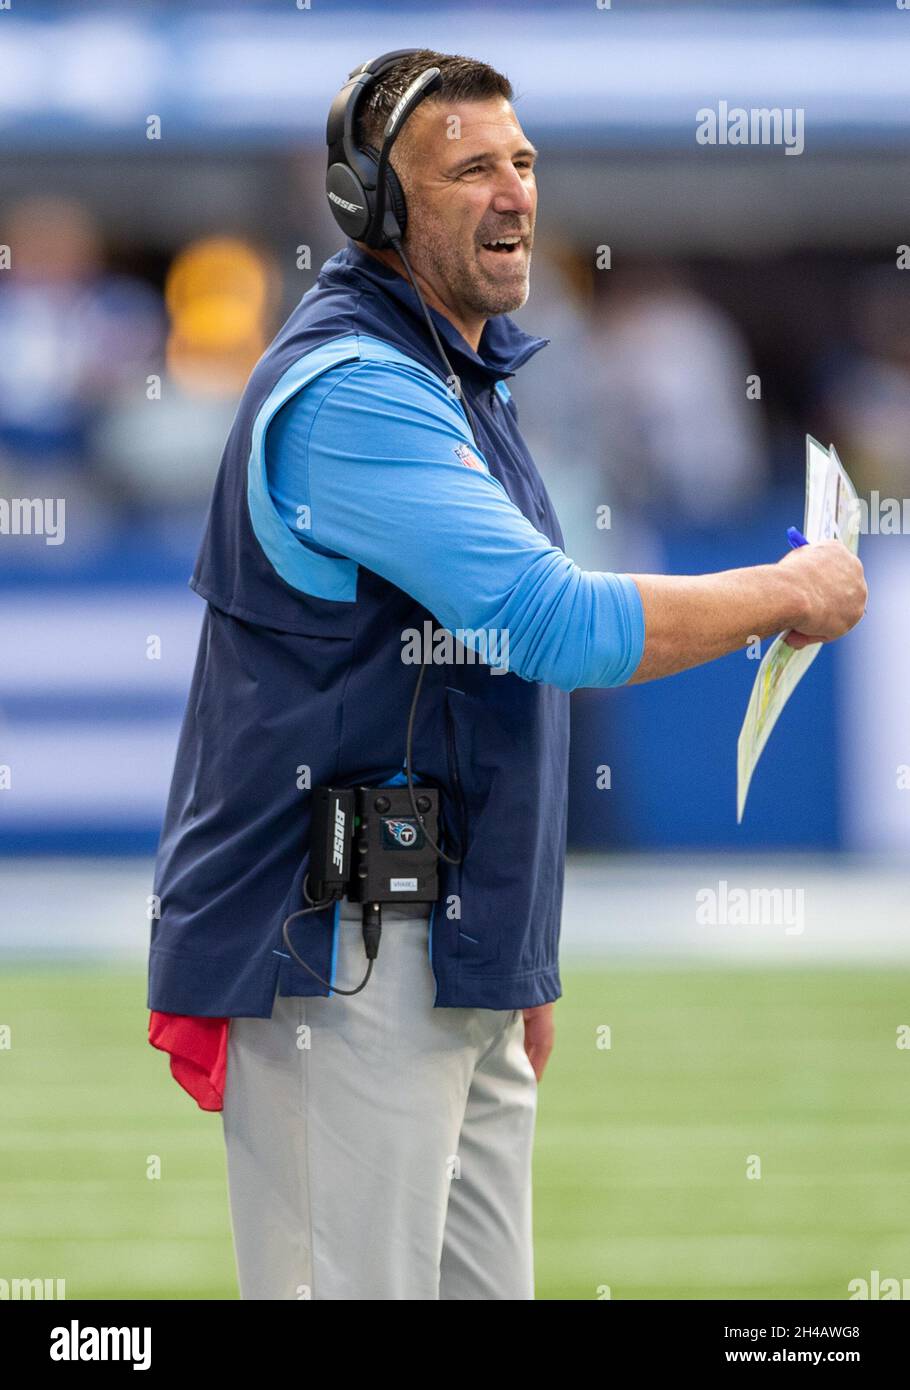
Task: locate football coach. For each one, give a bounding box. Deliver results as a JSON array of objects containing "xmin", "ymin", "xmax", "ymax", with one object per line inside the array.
[{"xmin": 148, "ymin": 49, "xmax": 867, "ymax": 1300}]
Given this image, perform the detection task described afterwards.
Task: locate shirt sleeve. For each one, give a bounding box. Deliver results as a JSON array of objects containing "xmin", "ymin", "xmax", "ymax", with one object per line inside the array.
[{"xmin": 265, "ymin": 356, "xmax": 645, "ymax": 692}]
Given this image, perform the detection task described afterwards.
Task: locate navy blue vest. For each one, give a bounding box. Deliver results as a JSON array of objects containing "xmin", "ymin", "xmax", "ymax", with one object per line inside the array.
[{"xmin": 149, "ymin": 243, "xmax": 569, "ymax": 1015}]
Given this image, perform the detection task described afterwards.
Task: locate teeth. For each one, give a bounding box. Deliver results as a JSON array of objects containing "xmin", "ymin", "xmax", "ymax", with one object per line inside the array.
[{"xmin": 485, "ymin": 236, "xmax": 521, "ymax": 247}]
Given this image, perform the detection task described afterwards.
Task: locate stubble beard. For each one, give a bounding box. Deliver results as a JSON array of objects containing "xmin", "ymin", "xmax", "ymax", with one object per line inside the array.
[{"xmin": 403, "ymin": 207, "xmax": 532, "ymax": 321}]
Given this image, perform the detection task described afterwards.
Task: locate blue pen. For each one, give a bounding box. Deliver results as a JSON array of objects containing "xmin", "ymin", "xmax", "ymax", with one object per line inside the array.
[{"xmin": 787, "ymin": 526, "xmax": 809, "ymax": 548}]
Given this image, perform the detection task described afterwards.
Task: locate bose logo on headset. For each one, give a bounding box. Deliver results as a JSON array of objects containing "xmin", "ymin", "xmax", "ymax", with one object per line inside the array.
[{"xmin": 328, "ymin": 190, "xmax": 364, "ymax": 214}]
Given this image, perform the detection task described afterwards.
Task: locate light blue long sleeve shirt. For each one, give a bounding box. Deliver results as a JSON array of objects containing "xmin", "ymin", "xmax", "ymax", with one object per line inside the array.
[{"xmin": 265, "ymin": 355, "xmax": 645, "ymax": 692}]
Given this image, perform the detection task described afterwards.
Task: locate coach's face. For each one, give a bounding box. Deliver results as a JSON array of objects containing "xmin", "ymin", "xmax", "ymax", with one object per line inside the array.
[{"xmin": 397, "ymin": 96, "xmax": 537, "ymax": 337}]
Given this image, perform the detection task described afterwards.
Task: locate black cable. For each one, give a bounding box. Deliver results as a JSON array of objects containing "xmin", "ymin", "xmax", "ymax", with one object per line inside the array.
[
  {"xmin": 391, "ymin": 235, "xmax": 482, "ymax": 447},
  {"xmin": 281, "ymin": 876, "xmax": 382, "ymax": 996},
  {"xmin": 391, "ymin": 232, "xmax": 482, "ymax": 867}
]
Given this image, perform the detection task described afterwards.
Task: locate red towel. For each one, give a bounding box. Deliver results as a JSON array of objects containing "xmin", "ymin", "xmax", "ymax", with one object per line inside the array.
[{"xmin": 148, "ymin": 1011, "xmax": 229, "ymax": 1112}]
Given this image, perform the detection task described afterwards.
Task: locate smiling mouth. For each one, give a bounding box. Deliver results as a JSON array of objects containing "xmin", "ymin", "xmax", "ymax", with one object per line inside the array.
[{"xmin": 479, "ymin": 235, "xmax": 525, "ymax": 256}]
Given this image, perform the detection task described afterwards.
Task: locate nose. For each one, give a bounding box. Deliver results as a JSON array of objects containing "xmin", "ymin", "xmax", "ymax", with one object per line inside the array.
[{"xmin": 490, "ymin": 162, "xmax": 534, "ymax": 220}]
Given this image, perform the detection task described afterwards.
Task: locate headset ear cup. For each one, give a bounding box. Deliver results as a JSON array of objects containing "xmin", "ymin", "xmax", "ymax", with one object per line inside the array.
[{"xmin": 325, "ymin": 163, "xmax": 372, "ymax": 241}]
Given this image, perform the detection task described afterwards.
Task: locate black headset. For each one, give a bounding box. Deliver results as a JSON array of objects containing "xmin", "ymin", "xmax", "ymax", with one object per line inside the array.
[{"xmin": 325, "ymin": 49, "xmax": 442, "ymax": 250}]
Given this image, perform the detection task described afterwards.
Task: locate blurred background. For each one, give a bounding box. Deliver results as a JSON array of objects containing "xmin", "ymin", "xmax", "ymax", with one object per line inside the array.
[{"xmin": 1, "ymin": 0, "xmax": 909, "ymax": 1301}]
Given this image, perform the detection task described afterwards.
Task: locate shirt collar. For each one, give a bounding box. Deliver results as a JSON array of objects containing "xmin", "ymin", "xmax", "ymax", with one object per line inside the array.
[{"xmin": 321, "ymin": 241, "xmax": 550, "ymax": 384}]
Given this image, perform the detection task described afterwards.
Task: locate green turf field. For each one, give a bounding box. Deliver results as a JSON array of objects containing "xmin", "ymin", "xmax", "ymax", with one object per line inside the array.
[{"xmin": 2, "ymin": 962, "xmax": 908, "ymax": 1300}]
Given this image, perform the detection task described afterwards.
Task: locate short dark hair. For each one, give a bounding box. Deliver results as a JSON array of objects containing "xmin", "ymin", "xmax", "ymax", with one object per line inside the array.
[{"xmin": 356, "ymin": 50, "xmax": 513, "ymax": 154}]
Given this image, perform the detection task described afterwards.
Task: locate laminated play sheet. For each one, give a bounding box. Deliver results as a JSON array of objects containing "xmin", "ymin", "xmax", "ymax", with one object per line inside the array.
[{"xmin": 736, "ymin": 436, "xmax": 861, "ymax": 823}]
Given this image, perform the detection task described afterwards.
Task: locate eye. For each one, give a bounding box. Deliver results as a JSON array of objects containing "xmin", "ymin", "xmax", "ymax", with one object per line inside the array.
[{"xmin": 460, "ymin": 164, "xmax": 484, "ymax": 177}]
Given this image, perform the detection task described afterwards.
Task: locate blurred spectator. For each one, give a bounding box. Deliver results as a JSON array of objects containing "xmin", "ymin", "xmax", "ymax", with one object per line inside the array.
[
  {"xmin": 585, "ymin": 262, "xmax": 769, "ymax": 527},
  {"xmin": 0, "ymin": 196, "xmax": 166, "ymax": 490},
  {"xmin": 511, "ymin": 240, "xmax": 618, "ymax": 570},
  {"xmin": 91, "ymin": 235, "xmax": 283, "ymax": 521},
  {"xmin": 513, "ymin": 243, "xmax": 670, "ymax": 575},
  {"xmin": 815, "ymin": 264, "xmax": 910, "ymax": 501}
]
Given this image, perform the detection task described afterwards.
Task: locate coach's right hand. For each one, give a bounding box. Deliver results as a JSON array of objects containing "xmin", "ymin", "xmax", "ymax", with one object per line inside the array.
[{"xmin": 778, "ymin": 538, "xmax": 867, "ymax": 650}]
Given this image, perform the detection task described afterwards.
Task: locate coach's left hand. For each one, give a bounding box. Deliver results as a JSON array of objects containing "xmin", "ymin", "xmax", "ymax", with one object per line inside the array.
[{"xmin": 522, "ymin": 1002, "xmax": 554, "ymax": 1081}]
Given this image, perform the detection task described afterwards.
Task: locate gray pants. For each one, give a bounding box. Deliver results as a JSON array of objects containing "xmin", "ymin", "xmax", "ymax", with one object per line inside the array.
[{"xmin": 221, "ymin": 898, "xmax": 538, "ymax": 1300}]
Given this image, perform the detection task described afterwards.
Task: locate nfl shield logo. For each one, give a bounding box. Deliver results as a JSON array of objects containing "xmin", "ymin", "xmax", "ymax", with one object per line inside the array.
[{"xmin": 453, "ymin": 442, "xmax": 486, "ymax": 472}]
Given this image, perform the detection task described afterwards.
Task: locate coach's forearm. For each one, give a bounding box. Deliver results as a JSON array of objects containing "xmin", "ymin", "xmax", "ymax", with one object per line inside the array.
[{"xmin": 623, "ymin": 562, "xmax": 807, "ymax": 684}]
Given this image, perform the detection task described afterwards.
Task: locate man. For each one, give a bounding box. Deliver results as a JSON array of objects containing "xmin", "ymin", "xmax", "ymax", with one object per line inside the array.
[{"xmin": 148, "ymin": 50, "xmax": 866, "ymax": 1301}]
